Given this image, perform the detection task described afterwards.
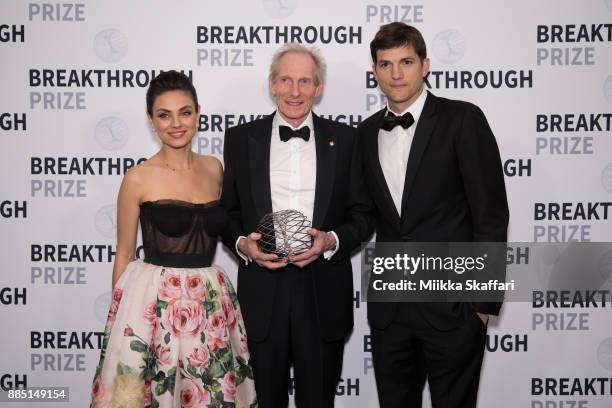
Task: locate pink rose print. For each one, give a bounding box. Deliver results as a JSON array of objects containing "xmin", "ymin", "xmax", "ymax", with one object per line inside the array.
[
  {"xmin": 144, "ymin": 301, "xmax": 158, "ymax": 345},
  {"xmin": 207, "ymin": 311, "xmax": 228, "ymax": 352},
  {"xmin": 91, "ymin": 376, "xmax": 106, "ymax": 408},
  {"xmin": 143, "ymin": 301, "xmax": 156, "ymax": 327},
  {"xmin": 239, "ymin": 334, "xmax": 248, "ymax": 354},
  {"xmin": 113, "ymin": 287, "xmax": 123, "ymax": 301},
  {"xmin": 235, "ymin": 307, "xmax": 245, "ymax": 327},
  {"xmin": 180, "ymin": 379, "xmax": 210, "ymax": 408},
  {"xmin": 161, "ymin": 298, "xmax": 205, "ymax": 338},
  {"xmin": 155, "ymin": 344, "xmax": 172, "ymax": 365},
  {"xmin": 216, "ymin": 271, "xmax": 226, "ymax": 287},
  {"xmin": 123, "ymin": 326, "xmax": 133, "ymax": 337},
  {"xmin": 221, "ymin": 292, "xmax": 236, "ymax": 330},
  {"xmin": 150, "ymin": 319, "xmax": 159, "ymax": 346},
  {"xmin": 186, "ymin": 275, "xmax": 205, "ymax": 301},
  {"xmin": 221, "ymin": 371, "xmax": 237, "ymax": 402},
  {"xmin": 187, "ymin": 346, "xmax": 210, "ymax": 367},
  {"xmin": 144, "ymin": 378, "xmax": 152, "ymax": 406},
  {"xmin": 159, "ymin": 272, "xmax": 182, "ymax": 301},
  {"xmin": 107, "ymin": 287, "xmax": 123, "ymax": 322}
]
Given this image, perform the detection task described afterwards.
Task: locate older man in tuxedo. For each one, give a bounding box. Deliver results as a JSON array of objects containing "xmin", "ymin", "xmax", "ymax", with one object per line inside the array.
[
  {"xmin": 358, "ymin": 22, "xmax": 509, "ymax": 407},
  {"xmin": 221, "ymin": 43, "xmax": 372, "ymax": 408}
]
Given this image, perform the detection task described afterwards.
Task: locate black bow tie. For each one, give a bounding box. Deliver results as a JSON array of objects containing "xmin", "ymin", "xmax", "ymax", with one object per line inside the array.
[
  {"xmin": 380, "ymin": 111, "xmax": 415, "ymax": 131},
  {"xmin": 279, "ymin": 125, "xmax": 310, "ymax": 142}
]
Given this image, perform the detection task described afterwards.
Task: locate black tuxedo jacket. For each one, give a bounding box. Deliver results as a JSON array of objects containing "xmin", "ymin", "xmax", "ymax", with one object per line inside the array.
[
  {"xmin": 221, "ymin": 112, "xmax": 373, "ymax": 342},
  {"xmin": 358, "ymin": 92, "xmax": 509, "ymax": 330}
]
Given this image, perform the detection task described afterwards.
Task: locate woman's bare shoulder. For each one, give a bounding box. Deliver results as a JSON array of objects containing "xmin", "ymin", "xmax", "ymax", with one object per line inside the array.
[
  {"xmin": 197, "ymin": 154, "xmax": 223, "ymax": 175},
  {"xmin": 121, "ymin": 157, "xmax": 163, "ymax": 190}
]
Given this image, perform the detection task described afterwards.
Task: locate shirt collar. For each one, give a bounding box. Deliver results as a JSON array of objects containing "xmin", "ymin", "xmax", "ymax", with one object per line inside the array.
[
  {"xmin": 274, "ymin": 111, "xmax": 314, "ymax": 133},
  {"xmin": 386, "ymin": 87, "xmax": 428, "ymax": 125}
]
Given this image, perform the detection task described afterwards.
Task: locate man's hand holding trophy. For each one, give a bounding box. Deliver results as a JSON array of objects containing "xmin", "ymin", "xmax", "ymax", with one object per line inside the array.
[{"xmin": 237, "ymin": 209, "xmax": 337, "ymax": 269}]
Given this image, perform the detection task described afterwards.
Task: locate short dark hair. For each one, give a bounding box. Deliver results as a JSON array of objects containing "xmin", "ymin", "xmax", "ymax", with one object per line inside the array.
[
  {"xmin": 146, "ymin": 70, "xmax": 198, "ymax": 116},
  {"xmin": 370, "ymin": 22, "xmax": 427, "ymax": 64}
]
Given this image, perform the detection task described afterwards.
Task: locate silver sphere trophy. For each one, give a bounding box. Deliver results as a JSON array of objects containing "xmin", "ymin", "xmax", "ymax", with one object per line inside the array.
[{"xmin": 256, "ymin": 210, "xmax": 313, "ymax": 263}]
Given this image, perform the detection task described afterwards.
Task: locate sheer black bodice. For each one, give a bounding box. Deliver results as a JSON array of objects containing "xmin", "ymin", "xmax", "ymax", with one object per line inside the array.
[{"xmin": 139, "ymin": 199, "xmax": 227, "ymax": 268}]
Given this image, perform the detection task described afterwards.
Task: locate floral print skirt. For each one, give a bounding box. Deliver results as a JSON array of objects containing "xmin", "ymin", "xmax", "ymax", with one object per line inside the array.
[{"xmin": 90, "ymin": 260, "xmax": 257, "ymax": 408}]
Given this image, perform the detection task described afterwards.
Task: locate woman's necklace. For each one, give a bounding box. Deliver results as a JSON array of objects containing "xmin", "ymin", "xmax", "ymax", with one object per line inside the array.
[
  {"xmin": 164, "ymin": 162, "xmax": 178, "ymax": 172},
  {"xmin": 163, "ymin": 155, "xmax": 193, "ymax": 172}
]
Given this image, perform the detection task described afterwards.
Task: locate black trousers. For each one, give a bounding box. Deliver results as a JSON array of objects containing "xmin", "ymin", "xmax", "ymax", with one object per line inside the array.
[
  {"xmin": 371, "ymin": 304, "xmax": 487, "ymax": 408},
  {"xmin": 247, "ymin": 266, "xmax": 344, "ymax": 408}
]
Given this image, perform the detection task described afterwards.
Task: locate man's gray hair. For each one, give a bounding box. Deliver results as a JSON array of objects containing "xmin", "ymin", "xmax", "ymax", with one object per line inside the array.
[{"xmin": 269, "ymin": 43, "xmax": 327, "ymax": 86}]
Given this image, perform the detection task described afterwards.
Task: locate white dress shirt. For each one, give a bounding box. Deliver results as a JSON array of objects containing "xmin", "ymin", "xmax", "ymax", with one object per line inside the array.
[
  {"xmin": 378, "ymin": 89, "xmax": 428, "ymax": 216},
  {"xmin": 236, "ymin": 112, "xmax": 338, "ymax": 263},
  {"xmin": 270, "ymin": 113, "xmax": 317, "ymax": 222}
]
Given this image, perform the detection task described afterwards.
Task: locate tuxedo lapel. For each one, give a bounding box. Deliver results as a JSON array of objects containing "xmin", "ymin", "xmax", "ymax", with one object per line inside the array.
[
  {"xmin": 312, "ymin": 114, "xmax": 336, "ymax": 228},
  {"xmin": 248, "ymin": 113, "xmax": 274, "ymax": 219},
  {"xmin": 400, "ymin": 92, "xmax": 438, "ymax": 223},
  {"xmin": 365, "ymin": 109, "xmax": 401, "ymax": 225}
]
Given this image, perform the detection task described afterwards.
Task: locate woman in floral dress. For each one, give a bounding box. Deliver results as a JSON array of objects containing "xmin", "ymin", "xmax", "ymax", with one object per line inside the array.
[{"xmin": 90, "ymin": 70, "xmax": 257, "ymax": 408}]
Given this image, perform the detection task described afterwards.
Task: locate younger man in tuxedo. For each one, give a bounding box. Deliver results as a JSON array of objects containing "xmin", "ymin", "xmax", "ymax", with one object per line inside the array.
[{"xmin": 358, "ymin": 22, "xmax": 509, "ymax": 407}]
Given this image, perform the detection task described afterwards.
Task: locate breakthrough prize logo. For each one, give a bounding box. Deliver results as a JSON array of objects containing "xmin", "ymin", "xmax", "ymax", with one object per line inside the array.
[
  {"xmin": 597, "ymin": 337, "xmax": 612, "ymax": 370},
  {"xmin": 95, "ymin": 204, "xmax": 117, "ymax": 238},
  {"xmin": 262, "ymin": 0, "xmax": 297, "ymax": 18},
  {"xmin": 95, "ymin": 116, "xmax": 128, "ymax": 151},
  {"xmin": 94, "ymin": 29, "xmax": 128, "ymax": 63},
  {"xmin": 432, "ymin": 29, "xmax": 467, "ymax": 64}
]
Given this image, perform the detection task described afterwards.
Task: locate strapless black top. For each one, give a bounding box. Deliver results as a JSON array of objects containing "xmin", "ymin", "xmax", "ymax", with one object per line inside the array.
[{"xmin": 139, "ymin": 199, "xmax": 227, "ymax": 268}]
